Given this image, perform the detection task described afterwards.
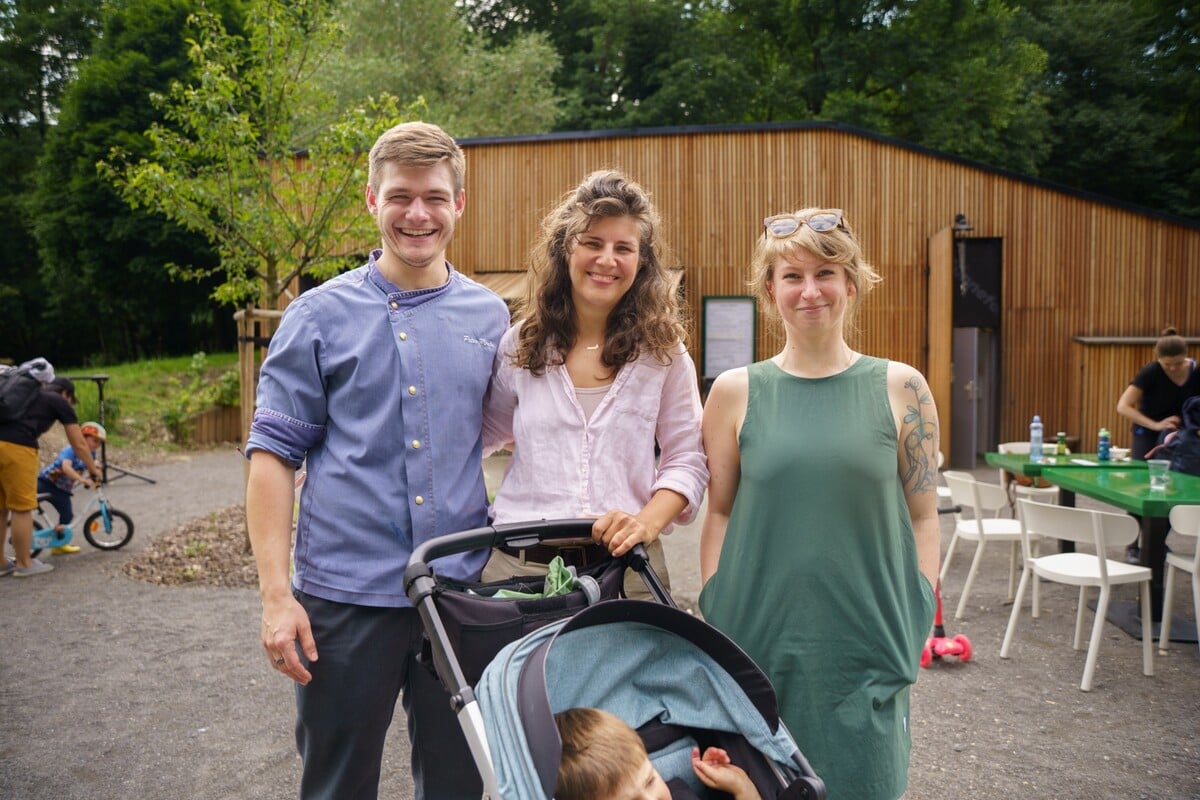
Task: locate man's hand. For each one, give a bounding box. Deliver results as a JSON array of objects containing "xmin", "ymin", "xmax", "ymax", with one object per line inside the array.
[{"xmin": 261, "ymin": 594, "xmax": 318, "ymax": 685}]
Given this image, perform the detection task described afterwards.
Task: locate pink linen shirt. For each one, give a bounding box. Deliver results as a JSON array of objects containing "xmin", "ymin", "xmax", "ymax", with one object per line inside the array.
[{"xmin": 483, "ymin": 324, "xmax": 708, "ymax": 531}]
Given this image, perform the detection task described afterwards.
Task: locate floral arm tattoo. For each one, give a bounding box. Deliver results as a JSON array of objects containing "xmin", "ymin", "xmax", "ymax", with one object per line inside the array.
[{"xmin": 901, "ymin": 375, "xmax": 938, "ymax": 495}]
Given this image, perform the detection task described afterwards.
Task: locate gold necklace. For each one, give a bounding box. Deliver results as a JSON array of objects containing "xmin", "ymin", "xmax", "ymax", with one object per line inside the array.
[{"xmin": 584, "ymin": 343, "xmax": 601, "ymax": 351}]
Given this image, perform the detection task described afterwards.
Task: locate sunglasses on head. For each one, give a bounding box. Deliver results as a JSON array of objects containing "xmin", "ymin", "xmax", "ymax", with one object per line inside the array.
[{"xmin": 762, "ymin": 209, "xmax": 844, "ymax": 238}]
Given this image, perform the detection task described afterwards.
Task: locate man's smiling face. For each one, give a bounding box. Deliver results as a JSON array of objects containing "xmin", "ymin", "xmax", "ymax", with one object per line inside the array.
[{"xmin": 366, "ymin": 160, "xmax": 464, "ymax": 289}]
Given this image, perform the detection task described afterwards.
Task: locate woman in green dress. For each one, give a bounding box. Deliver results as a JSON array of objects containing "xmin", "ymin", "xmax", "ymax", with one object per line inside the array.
[{"xmin": 699, "ymin": 208, "xmax": 940, "ymax": 799}]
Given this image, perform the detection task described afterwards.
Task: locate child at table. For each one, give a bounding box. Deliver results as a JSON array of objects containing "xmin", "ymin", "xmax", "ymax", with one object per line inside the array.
[{"xmin": 36, "ymin": 421, "xmax": 105, "ymax": 554}]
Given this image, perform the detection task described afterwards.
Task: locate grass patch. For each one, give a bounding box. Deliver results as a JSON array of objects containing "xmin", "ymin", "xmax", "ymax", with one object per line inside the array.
[{"xmin": 62, "ymin": 351, "xmax": 240, "ymax": 456}]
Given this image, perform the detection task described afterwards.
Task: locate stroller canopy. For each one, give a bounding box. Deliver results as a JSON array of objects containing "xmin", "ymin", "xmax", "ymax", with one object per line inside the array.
[{"xmin": 477, "ymin": 600, "xmax": 803, "ymax": 800}]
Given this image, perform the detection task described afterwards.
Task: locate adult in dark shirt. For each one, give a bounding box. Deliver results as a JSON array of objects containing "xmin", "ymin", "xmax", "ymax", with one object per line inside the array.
[
  {"xmin": 1115, "ymin": 327, "xmax": 1198, "ymax": 562},
  {"xmin": 0, "ymin": 376, "xmax": 101, "ymax": 576},
  {"xmin": 1117, "ymin": 327, "xmax": 1199, "ymax": 460}
]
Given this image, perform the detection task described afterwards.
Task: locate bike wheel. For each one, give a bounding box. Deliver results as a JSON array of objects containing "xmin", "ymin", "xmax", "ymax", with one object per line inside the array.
[
  {"xmin": 29, "ymin": 494, "xmax": 60, "ymax": 559},
  {"xmin": 82, "ymin": 508, "xmax": 135, "ymax": 550}
]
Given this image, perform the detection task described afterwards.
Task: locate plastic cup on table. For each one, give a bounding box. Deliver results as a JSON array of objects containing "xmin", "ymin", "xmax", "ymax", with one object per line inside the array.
[{"xmin": 1147, "ymin": 459, "xmax": 1171, "ymax": 491}]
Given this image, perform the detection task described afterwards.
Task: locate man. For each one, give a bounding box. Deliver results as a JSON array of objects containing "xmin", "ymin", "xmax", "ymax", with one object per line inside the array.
[
  {"xmin": 1, "ymin": 376, "xmax": 102, "ymax": 577},
  {"xmin": 245, "ymin": 121, "xmax": 509, "ymax": 799}
]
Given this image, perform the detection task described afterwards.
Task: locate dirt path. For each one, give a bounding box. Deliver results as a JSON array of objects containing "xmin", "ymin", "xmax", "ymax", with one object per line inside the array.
[{"xmin": 2, "ymin": 450, "xmax": 1198, "ymax": 799}]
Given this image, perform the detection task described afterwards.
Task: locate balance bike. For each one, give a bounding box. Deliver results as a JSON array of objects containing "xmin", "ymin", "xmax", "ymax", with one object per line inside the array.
[
  {"xmin": 921, "ymin": 581, "xmax": 972, "ymax": 668},
  {"xmin": 29, "ymin": 485, "xmax": 135, "ymax": 557}
]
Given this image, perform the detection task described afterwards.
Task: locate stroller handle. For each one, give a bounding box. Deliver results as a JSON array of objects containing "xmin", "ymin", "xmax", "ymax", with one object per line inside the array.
[
  {"xmin": 408, "ymin": 518, "xmax": 601, "ymax": 569},
  {"xmin": 404, "ymin": 518, "xmax": 667, "ymax": 604}
]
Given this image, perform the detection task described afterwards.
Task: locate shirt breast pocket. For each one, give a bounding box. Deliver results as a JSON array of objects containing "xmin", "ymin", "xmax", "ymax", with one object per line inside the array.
[
  {"xmin": 608, "ymin": 394, "xmax": 658, "ymax": 444},
  {"xmin": 450, "ymin": 335, "xmax": 498, "ymax": 397}
]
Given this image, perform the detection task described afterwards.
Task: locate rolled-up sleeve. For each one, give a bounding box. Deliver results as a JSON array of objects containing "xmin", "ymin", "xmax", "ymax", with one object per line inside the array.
[
  {"xmin": 651, "ymin": 345, "xmax": 709, "ymax": 525},
  {"xmin": 244, "ymin": 301, "xmax": 329, "ymax": 467}
]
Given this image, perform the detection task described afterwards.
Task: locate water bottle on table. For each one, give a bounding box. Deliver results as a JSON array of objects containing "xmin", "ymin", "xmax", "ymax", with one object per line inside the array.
[
  {"xmin": 1029, "ymin": 415, "xmax": 1044, "ymax": 463},
  {"xmin": 1097, "ymin": 427, "xmax": 1110, "ymax": 462}
]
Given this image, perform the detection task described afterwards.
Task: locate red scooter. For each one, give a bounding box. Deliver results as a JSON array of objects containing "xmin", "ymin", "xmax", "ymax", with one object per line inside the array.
[{"xmin": 921, "ymin": 581, "xmax": 972, "ymax": 668}]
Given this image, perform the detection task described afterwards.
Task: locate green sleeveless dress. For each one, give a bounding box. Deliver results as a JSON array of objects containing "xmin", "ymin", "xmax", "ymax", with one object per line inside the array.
[{"xmin": 699, "ymin": 357, "xmax": 935, "ymax": 800}]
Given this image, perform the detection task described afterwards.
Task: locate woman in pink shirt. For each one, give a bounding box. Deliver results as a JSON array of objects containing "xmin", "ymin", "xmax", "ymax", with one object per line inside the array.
[{"xmin": 482, "ymin": 170, "xmax": 708, "ymax": 597}]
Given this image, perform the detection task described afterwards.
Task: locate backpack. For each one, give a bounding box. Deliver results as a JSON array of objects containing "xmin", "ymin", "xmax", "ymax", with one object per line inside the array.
[
  {"xmin": 0, "ymin": 366, "xmax": 44, "ymax": 422},
  {"xmin": 1152, "ymin": 396, "xmax": 1200, "ymax": 477}
]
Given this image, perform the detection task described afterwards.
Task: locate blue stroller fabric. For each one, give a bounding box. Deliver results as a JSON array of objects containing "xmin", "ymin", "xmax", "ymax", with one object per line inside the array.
[{"xmin": 477, "ymin": 601, "xmax": 803, "ymax": 800}]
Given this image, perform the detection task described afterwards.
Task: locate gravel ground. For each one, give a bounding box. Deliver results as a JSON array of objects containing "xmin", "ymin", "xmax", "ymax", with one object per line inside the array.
[{"xmin": 2, "ymin": 449, "xmax": 1198, "ymax": 799}]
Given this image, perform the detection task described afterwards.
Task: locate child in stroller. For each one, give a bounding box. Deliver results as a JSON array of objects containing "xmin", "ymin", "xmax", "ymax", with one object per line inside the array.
[
  {"xmin": 405, "ymin": 519, "xmax": 825, "ymax": 799},
  {"xmin": 555, "ymin": 706, "xmax": 760, "ymax": 800}
]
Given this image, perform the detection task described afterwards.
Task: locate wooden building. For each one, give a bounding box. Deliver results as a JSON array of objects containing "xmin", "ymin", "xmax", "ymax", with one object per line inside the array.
[{"xmin": 447, "ymin": 122, "xmax": 1199, "ymax": 466}]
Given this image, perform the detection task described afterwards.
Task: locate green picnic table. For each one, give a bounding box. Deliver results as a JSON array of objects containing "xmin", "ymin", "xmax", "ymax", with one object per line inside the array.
[
  {"xmin": 1041, "ymin": 465, "xmax": 1200, "ymax": 633},
  {"xmin": 984, "ymin": 452, "xmax": 1148, "ymax": 554},
  {"xmin": 983, "ymin": 452, "xmax": 1147, "ymax": 478}
]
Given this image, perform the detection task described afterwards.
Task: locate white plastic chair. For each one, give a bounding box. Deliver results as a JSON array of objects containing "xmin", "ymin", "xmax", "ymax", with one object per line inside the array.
[
  {"xmin": 997, "ymin": 441, "xmax": 1060, "ymax": 509},
  {"xmin": 936, "ymin": 451, "xmax": 952, "ymax": 504},
  {"xmin": 1002, "ymin": 498, "xmax": 1153, "ymax": 692},
  {"xmin": 1159, "ymin": 505, "xmax": 1200, "ymax": 658},
  {"xmin": 940, "ymin": 471, "xmax": 1025, "ymax": 619}
]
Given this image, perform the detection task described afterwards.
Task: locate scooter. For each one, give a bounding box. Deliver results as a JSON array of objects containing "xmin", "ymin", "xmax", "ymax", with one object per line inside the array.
[{"xmin": 921, "ymin": 581, "xmax": 972, "ymax": 668}]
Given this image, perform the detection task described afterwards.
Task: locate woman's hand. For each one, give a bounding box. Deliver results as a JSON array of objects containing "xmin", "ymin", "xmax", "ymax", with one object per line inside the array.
[
  {"xmin": 591, "ymin": 509, "xmax": 657, "ymax": 557},
  {"xmin": 1156, "ymin": 415, "xmax": 1182, "ymax": 432}
]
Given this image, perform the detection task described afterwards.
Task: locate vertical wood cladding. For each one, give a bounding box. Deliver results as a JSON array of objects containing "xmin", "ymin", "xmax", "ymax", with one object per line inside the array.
[{"xmin": 448, "ymin": 127, "xmax": 1198, "ymax": 448}]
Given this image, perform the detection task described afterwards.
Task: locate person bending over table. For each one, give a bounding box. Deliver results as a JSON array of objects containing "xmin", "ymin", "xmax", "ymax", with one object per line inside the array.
[{"xmin": 1116, "ymin": 325, "xmax": 1198, "ymax": 561}]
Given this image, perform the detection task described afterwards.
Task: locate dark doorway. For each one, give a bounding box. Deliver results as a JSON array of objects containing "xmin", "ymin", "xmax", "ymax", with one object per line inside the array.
[
  {"xmin": 953, "ymin": 238, "xmax": 1002, "ymax": 329},
  {"xmin": 950, "ymin": 237, "xmax": 1003, "ymax": 467}
]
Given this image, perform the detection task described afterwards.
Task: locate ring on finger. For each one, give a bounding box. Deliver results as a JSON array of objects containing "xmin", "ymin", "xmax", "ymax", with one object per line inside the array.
[{"xmin": 274, "ymin": 656, "xmax": 285, "ymax": 666}]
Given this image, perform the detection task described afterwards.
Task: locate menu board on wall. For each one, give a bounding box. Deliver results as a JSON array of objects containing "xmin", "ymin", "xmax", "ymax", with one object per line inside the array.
[{"xmin": 702, "ymin": 296, "xmax": 756, "ymax": 379}]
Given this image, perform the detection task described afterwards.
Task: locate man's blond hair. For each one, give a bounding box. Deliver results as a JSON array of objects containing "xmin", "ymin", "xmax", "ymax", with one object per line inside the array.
[{"xmin": 368, "ymin": 121, "xmax": 465, "ymax": 193}]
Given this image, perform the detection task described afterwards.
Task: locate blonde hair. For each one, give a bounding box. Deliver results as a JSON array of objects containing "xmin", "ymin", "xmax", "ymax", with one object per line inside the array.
[
  {"xmin": 1155, "ymin": 326, "xmax": 1187, "ymax": 359},
  {"xmin": 513, "ymin": 170, "xmax": 686, "ymax": 375},
  {"xmin": 555, "ymin": 707, "xmax": 648, "ymax": 800},
  {"xmin": 749, "ymin": 207, "xmax": 881, "ymax": 333},
  {"xmin": 367, "ymin": 121, "xmax": 465, "ymax": 194}
]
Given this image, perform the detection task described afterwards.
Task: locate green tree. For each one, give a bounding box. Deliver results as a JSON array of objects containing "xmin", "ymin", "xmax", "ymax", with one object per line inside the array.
[
  {"xmin": 463, "ymin": 0, "xmax": 751, "ymax": 130},
  {"xmin": 0, "ymin": 0, "xmax": 98, "ymax": 136},
  {"xmin": 1150, "ymin": 0, "xmax": 1200, "ymax": 217},
  {"xmin": 100, "ymin": 0, "xmax": 412, "ymax": 311},
  {"xmin": 0, "ymin": 0, "xmax": 100, "ymax": 360},
  {"xmin": 31, "ymin": 0, "xmax": 241, "ymax": 364},
  {"xmin": 1018, "ymin": 0, "xmax": 1199, "ymax": 217},
  {"xmin": 324, "ymin": 0, "xmax": 560, "ymax": 137},
  {"xmin": 712, "ymin": 0, "xmax": 1051, "ymax": 174},
  {"xmin": 465, "ymin": 1, "xmax": 1050, "ymax": 169}
]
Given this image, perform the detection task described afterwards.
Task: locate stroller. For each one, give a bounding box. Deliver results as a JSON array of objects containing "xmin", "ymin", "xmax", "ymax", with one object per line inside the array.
[{"xmin": 404, "ymin": 519, "xmax": 826, "ymax": 800}]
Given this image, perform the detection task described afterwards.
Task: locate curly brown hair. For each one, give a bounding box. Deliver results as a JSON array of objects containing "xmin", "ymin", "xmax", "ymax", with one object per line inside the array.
[{"xmin": 513, "ymin": 170, "xmax": 686, "ymax": 375}]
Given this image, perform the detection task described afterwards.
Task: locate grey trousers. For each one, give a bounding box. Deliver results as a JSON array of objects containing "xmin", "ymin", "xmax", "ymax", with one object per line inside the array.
[{"xmin": 293, "ymin": 590, "xmax": 481, "ymax": 800}]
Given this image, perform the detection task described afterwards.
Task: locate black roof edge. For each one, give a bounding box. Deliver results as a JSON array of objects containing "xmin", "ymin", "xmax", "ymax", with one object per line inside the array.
[{"xmin": 458, "ymin": 120, "xmax": 1200, "ymax": 232}]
